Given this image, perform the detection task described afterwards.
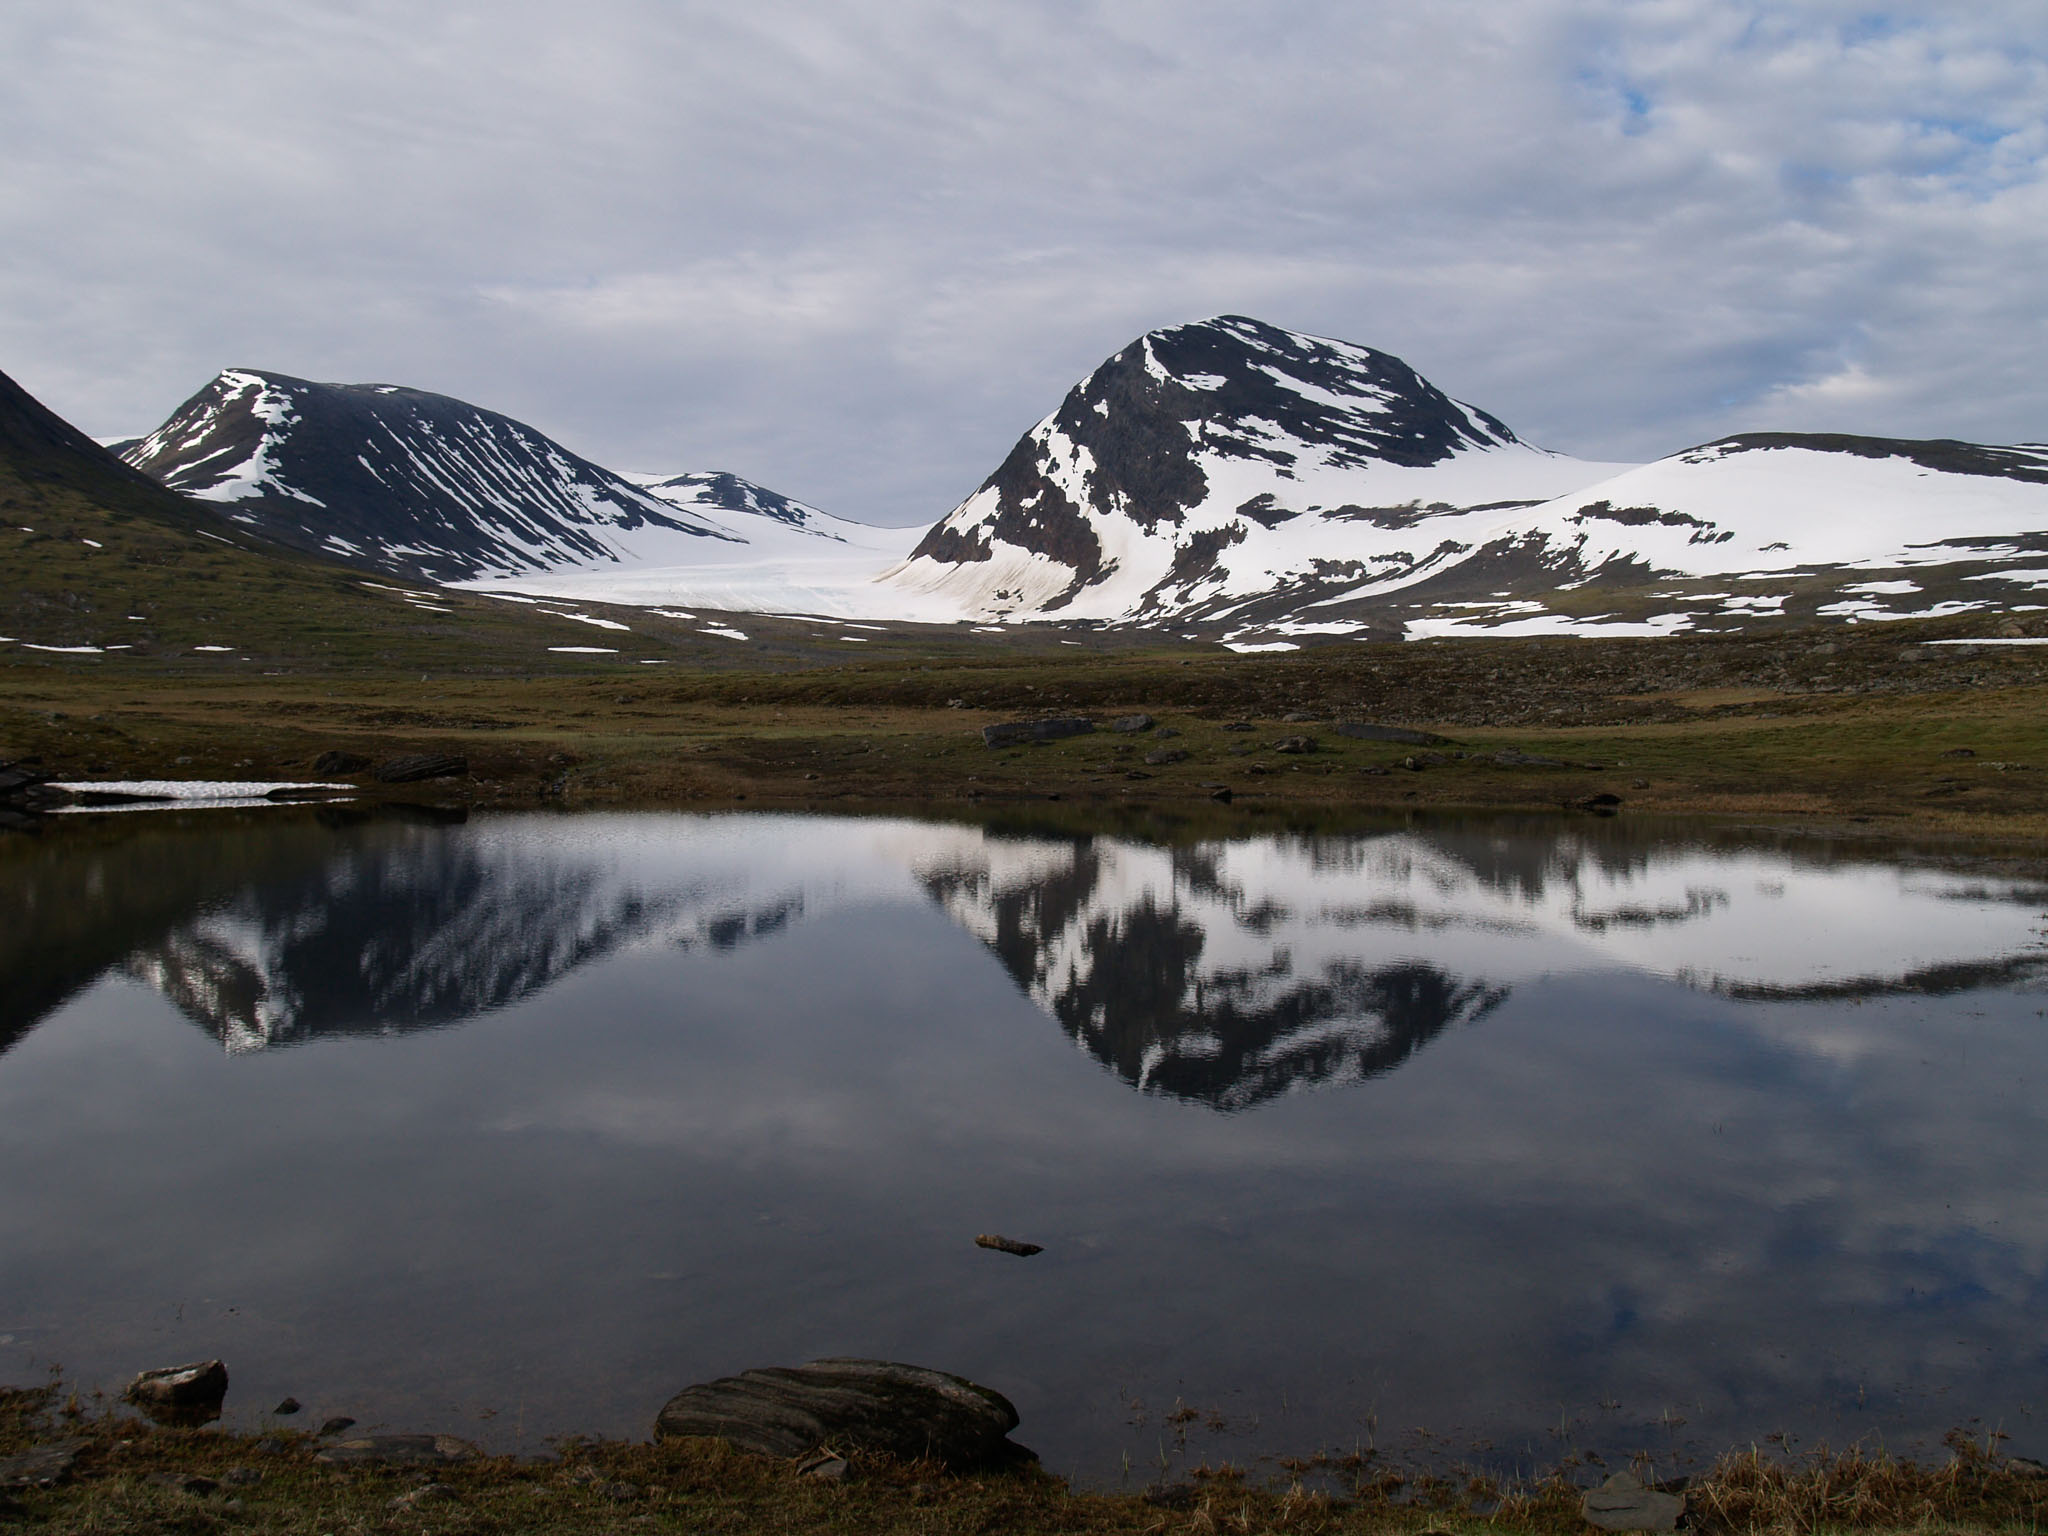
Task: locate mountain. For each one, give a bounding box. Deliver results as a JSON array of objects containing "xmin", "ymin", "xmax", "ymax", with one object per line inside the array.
[
  {"xmin": 1365, "ymin": 431, "xmax": 2048, "ymax": 639},
  {"xmin": 880, "ymin": 315, "xmax": 2048, "ymax": 642},
  {"xmin": 879, "ymin": 315, "xmax": 1629, "ymax": 626},
  {"xmin": 120, "ymin": 369, "xmax": 769, "ymax": 584}
]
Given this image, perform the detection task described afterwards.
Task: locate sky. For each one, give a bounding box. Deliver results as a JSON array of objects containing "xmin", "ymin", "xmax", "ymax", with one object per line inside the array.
[{"xmin": 4, "ymin": 1, "xmax": 2046, "ymax": 526}]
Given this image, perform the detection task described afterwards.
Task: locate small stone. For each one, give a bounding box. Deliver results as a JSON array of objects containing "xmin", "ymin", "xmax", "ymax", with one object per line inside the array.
[
  {"xmin": 145, "ymin": 1471, "xmax": 219, "ymax": 1496},
  {"xmin": 254, "ymin": 1438, "xmax": 290, "ymax": 1455},
  {"xmin": 1941, "ymin": 747, "xmax": 1977, "ymax": 759},
  {"xmin": 799, "ymin": 1456, "xmax": 849, "ymax": 1482},
  {"xmin": 1221, "ymin": 721, "xmax": 1255, "ymax": 732},
  {"xmin": 1582, "ymin": 1471, "xmax": 1684, "ymax": 1532},
  {"xmin": 1153, "ymin": 726, "xmax": 1180, "ymax": 739},
  {"xmin": 1271, "ymin": 735, "xmax": 1316, "ymax": 754},
  {"xmin": 274, "ymin": 1397, "xmax": 302, "ymax": 1415},
  {"xmin": 318, "ymin": 1417, "xmax": 357, "ymax": 1437},
  {"xmin": 1630, "ymin": 778, "xmax": 1649, "ymax": 789},
  {"xmin": 1209, "ymin": 786, "xmax": 1233, "ymax": 802},
  {"xmin": 974, "ymin": 1233, "xmax": 1043, "ymax": 1257},
  {"xmin": 1144, "ymin": 748, "xmax": 1190, "ymax": 766},
  {"xmin": 1110, "ymin": 714, "xmax": 1154, "ymax": 733},
  {"xmin": 600, "ymin": 1481, "xmax": 642, "ymax": 1501},
  {"xmin": 1282, "ymin": 711, "xmax": 1317, "ymax": 722},
  {"xmin": 388, "ymin": 1482, "xmax": 460, "ymax": 1511}
]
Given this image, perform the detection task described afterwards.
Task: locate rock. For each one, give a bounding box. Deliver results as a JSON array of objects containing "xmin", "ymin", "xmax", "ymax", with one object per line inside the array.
[
  {"xmin": 374, "ymin": 753, "xmax": 469, "ymax": 784},
  {"xmin": 1941, "ymin": 747, "xmax": 1977, "ymax": 759},
  {"xmin": 981, "ymin": 718, "xmax": 1093, "ymax": 748},
  {"xmin": 1572, "ymin": 792, "xmax": 1624, "ymax": 814},
  {"xmin": 1332, "ymin": 722, "xmax": 1450, "ymax": 746},
  {"xmin": 317, "ymin": 1416, "xmax": 357, "ymax": 1436},
  {"xmin": 1493, "ymin": 750, "xmax": 1567, "ymax": 768},
  {"xmin": 314, "ymin": 1434, "xmax": 481, "ymax": 1467},
  {"xmin": 654, "ymin": 1357, "xmax": 1024, "ymax": 1467},
  {"xmin": 2009, "ymin": 1456, "xmax": 2048, "ymax": 1477},
  {"xmin": 145, "ymin": 1472, "xmax": 219, "ymax": 1496},
  {"xmin": 1220, "ymin": 721, "xmax": 1255, "ymax": 732},
  {"xmin": 274, "ymin": 1397, "xmax": 302, "ymax": 1415},
  {"xmin": 1282, "ymin": 711, "xmax": 1317, "ymax": 722},
  {"xmin": 1110, "ymin": 714, "xmax": 1155, "ymax": 733},
  {"xmin": 798, "ymin": 1454, "xmax": 850, "ymax": 1483},
  {"xmin": 974, "ymin": 1233, "xmax": 1043, "ymax": 1257},
  {"xmin": 1209, "ymin": 787, "xmax": 1233, "ymax": 803},
  {"xmin": 0, "ymin": 1440, "xmax": 89, "ymax": 1489},
  {"xmin": 1582, "ymin": 1472, "xmax": 1684, "ymax": 1532},
  {"xmin": 1272, "ymin": 735, "xmax": 1316, "ymax": 754},
  {"xmin": 311, "ymin": 751, "xmax": 370, "ymax": 774},
  {"xmin": 1401, "ymin": 753, "xmax": 1447, "ymax": 771},
  {"xmin": 1630, "ymin": 777, "xmax": 1650, "ymax": 789},
  {"xmin": 388, "ymin": 1482, "xmax": 459, "ymax": 1511},
  {"xmin": 599, "ymin": 1481, "xmax": 642, "ymax": 1501},
  {"xmin": 124, "ymin": 1360, "xmax": 228, "ymax": 1423},
  {"xmin": 1144, "ymin": 748, "xmax": 1190, "ymax": 766},
  {"xmin": 1153, "ymin": 726, "xmax": 1181, "ymax": 739},
  {"xmin": 225, "ymin": 1467, "xmax": 263, "ymax": 1486}
]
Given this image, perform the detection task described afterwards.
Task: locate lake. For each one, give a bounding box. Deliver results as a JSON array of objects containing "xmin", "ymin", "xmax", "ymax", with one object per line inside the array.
[{"xmin": 3, "ymin": 805, "xmax": 2045, "ymax": 1482}]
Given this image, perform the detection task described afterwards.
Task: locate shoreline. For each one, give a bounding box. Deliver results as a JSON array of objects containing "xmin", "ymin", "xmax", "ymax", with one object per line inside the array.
[{"xmin": 6, "ymin": 1384, "xmax": 2047, "ymax": 1534}]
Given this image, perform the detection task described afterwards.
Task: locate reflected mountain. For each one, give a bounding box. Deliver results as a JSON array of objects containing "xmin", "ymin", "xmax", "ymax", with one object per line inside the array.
[
  {"xmin": 920, "ymin": 844, "xmax": 1506, "ymax": 1111},
  {"xmin": 126, "ymin": 834, "xmax": 807, "ymax": 1052},
  {"xmin": 9, "ymin": 810, "xmax": 2046, "ymax": 1100}
]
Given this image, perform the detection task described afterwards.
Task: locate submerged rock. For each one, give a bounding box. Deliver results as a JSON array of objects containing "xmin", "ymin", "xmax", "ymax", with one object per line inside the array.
[
  {"xmin": 654, "ymin": 1357, "xmax": 1024, "ymax": 1467},
  {"xmin": 124, "ymin": 1360, "xmax": 228, "ymax": 1424},
  {"xmin": 974, "ymin": 1233, "xmax": 1043, "ymax": 1257},
  {"xmin": 1582, "ymin": 1471, "xmax": 1685, "ymax": 1532}
]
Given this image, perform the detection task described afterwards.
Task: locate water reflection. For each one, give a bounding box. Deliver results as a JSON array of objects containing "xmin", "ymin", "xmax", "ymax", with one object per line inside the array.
[{"xmin": 5, "ymin": 809, "xmax": 2048, "ymax": 1479}]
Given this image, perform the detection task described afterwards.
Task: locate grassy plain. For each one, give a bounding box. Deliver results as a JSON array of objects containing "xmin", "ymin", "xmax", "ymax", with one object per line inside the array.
[{"xmin": 6, "ymin": 618, "xmax": 2048, "ymax": 842}]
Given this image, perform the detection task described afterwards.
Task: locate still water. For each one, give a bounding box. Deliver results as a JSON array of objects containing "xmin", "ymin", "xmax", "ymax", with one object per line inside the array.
[{"xmin": 3, "ymin": 806, "xmax": 2046, "ymax": 1480}]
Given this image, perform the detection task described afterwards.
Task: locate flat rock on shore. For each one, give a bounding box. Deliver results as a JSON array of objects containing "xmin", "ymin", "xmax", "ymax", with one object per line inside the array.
[{"xmin": 655, "ymin": 1358, "xmax": 1024, "ymax": 1467}]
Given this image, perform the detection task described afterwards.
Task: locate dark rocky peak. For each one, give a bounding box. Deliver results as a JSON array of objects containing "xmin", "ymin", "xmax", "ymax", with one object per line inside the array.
[
  {"xmin": 642, "ymin": 469, "xmax": 829, "ymax": 532},
  {"xmin": 123, "ymin": 369, "xmax": 733, "ymax": 583}
]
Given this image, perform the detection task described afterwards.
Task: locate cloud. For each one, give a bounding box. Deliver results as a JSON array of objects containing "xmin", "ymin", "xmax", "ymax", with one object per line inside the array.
[{"xmin": 2, "ymin": 0, "xmax": 2045, "ymax": 522}]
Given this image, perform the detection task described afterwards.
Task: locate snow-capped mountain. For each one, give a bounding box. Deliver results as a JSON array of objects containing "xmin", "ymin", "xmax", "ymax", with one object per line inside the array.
[
  {"xmin": 1367, "ymin": 432, "xmax": 2048, "ymax": 639},
  {"xmin": 118, "ymin": 369, "xmax": 837, "ymax": 584},
  {"xmin": 879, "ymin": 316, "xmax": 2048, "ymax": 642},
  {"xmin": 879, "ymin": 315, "xmax": 1631, "ymax": 625}
]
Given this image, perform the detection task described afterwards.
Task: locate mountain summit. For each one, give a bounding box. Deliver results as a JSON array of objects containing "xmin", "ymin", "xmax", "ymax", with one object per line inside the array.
[
  {"xmin": 123, "ymin": 370, "xmax": 752, "ymax": 584},
  {"xmin": 883, "ymin": 315, "xmax": 1616, "ymax": 623}
]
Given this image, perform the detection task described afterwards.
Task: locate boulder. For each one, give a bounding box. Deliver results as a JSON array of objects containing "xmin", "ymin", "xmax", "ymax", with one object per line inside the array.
[
  {"xmin": 313, "ymin": 1434, "xmax": 481, "ymax": 1467},
  {"xmin": 124, "ymin": 1360, "xmax": 228, "ymax": 1424},
  {"xmin": 655, "ymin": 1358, "xmax": 1023, "ymax": 1467},
  {"xmin": 1272, "ymin": 735, "xmax": 1317, "ymax": 754},
  {"xmin": 1110, "ymin": 714, "xmax": 1155, "ymax": 733},
  {"xmin": 981, "ymin": 719, "xmax": 1093, "ymax": 748},
  {"xmin": 1582, "ymin": 1471, "xmax": 1684, "ymax": 1532},
  {"xmin": 1332, "ymin": 722, "xmax": 1450, "ymax": 746},
  {"xmin": 374, "ymin": 753, "xmax": 469, "ymax": 784}
]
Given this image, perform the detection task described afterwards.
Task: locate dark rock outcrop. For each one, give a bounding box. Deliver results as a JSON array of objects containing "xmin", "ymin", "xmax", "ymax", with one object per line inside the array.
[{"xmin": 654, "ymin": 1358, "xmax": 1024, "ymax": 1467}]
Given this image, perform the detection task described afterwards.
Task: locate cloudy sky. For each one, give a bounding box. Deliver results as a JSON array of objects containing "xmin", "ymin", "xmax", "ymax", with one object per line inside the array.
[{"xmin": 5, "ymin": 2, "xmax": 2045, "ymax": 525}]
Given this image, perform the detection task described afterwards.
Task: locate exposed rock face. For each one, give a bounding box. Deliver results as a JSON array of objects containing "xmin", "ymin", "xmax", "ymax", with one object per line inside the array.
[
  {"xmin": 654, "ymin": 1358, "xmax": 1024, "ymax": 1467},
  {"xmin": 123, "ymin": 369, "xmax": 742, "ymax": 583}
]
